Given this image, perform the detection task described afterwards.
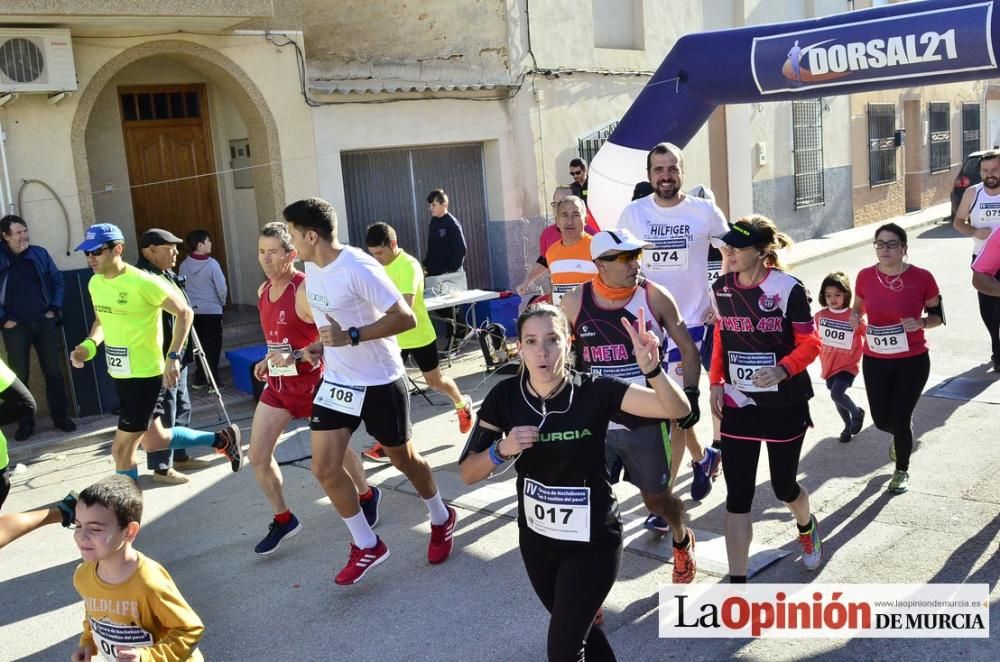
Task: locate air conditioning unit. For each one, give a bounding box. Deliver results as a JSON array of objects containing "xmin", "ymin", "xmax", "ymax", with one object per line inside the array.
[{"xmin": 0, "ymin": 29, "xmax": 77, "ymax": 93}]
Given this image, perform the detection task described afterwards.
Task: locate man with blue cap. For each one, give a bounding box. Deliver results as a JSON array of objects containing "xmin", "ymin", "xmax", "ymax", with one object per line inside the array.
[{"xmin": 69, "ymin": 223, "xmax": 242, "ymax": 481}]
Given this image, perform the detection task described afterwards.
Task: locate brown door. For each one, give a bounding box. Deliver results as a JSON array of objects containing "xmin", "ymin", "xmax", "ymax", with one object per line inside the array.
[{"xmin": 119, "ymin": 84, "xmax": 229, "ymax": 281}]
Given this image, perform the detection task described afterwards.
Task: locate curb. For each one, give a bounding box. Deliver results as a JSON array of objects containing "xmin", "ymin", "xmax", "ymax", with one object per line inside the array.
[
  {"xmin": 7, "ymin": 396, "xmax": 257, "ymax": 466},
  {"xmin": 785, "ymin": 203, "xmax": 949, "ymax": 268}
]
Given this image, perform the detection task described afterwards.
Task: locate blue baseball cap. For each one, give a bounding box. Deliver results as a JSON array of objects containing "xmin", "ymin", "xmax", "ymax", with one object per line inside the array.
[{"xmin": 75, "ymin": 223, "xmax": 125, "ymax": 252}]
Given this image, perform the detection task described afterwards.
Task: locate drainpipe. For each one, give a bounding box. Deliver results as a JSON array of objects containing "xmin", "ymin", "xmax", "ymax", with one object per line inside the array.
[{"xmin": 0, "ymin": 119, "xmax": 12, "ymax": 213}]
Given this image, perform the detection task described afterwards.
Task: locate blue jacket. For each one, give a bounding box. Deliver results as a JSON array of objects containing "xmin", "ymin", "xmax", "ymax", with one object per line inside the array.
[{"xmin": 0, "ymin": 244, "xmax": 65, "ymax": 324}]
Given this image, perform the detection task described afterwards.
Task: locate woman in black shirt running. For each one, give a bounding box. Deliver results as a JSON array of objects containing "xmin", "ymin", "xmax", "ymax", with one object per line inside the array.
[{"xmin": 459, "ymin": 303, "xmax": 690, "ymax": 662}]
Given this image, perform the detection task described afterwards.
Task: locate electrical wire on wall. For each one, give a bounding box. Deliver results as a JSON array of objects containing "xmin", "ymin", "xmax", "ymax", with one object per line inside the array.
[{"xmin": 17, "ymin": 179, "xmax": 73, "ymax": 256}]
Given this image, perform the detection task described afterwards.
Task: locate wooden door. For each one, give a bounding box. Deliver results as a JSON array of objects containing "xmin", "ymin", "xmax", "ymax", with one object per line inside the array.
[{"xmin": 120, "ymin": 84, "xmax": 229, "ymax": 280}]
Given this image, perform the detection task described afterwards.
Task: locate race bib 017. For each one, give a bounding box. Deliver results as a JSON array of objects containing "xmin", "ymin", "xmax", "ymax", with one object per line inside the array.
[{"xmin": 523, "ymin": 478, "xmax": 591, "ymax": 543}]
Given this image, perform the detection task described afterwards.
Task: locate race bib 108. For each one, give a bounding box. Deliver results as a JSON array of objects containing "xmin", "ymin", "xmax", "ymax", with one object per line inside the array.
[{"xmin": 313, "ymin": 379, "xmax": 366, "ymax": 416}]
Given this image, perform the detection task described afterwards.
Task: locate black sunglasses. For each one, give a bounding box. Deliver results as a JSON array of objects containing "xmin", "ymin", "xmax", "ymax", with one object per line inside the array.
[{"xmin": 83, "ymin": 245, "xmax": 112, "ymax": 257}]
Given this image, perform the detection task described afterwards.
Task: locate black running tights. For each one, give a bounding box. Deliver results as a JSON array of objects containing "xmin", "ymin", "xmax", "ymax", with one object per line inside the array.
[
  {"xmin": 862, "ymin": 352, "xmax": 930, "ymax": 472},
  {"xmin": 519, "ymin": 531, "xmax": 621, "ymax": 662}
]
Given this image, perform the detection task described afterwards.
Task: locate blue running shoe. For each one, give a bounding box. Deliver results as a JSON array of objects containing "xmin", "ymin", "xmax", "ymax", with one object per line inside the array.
[
  {"xmin": 690, "ymin": 446, "xmax": 721, "ymax": 501},
  {"xmin": 643, "ymin": 513, "xmax": 670, "ymax": 533},
  {"xmin": 254, "ymin": 515, "xmax": 303, "ymax": 556},
  {"xmin": 360, "ymin": 485, "xmax": 382, "ymax": 528}
]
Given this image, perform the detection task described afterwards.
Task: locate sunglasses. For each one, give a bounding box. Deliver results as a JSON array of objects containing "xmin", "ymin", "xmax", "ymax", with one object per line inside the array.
[
  {"xmin": 83, "ymin": 246, "xmax": 111, "ymax": 257},
  {"xmin": 873, "ymin": 240, "xmax": 902, "ymax": 250},
  {"xmin": 596, "ymin": 249, "xmax": 642, "ymax": 263}
]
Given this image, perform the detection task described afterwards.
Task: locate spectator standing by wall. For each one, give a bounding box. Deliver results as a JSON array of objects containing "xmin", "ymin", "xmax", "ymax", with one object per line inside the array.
[
  {"xmin": 0, "ymin": 215, "xmax": 76, "ymax": 440},
  {"xmin": 178, "ymin": 230, "xmax": 227, "ymax": 389}
]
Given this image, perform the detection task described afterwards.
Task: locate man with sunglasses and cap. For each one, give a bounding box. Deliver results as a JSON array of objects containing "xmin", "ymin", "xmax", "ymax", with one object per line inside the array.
[
  {"xmin": 137, "ymin": 228, "xmax": 216, "ymax": 484},
  {"xmin": 69, "ymin": 223, "xmax": 241, "ymax": 483},
  {"xmin": 619, "ymin": 142, "xmax": 727, "ymax": 505},
  {"xmin": 560, "ymin": 228, "xmax": 699, "ymax": 583}
]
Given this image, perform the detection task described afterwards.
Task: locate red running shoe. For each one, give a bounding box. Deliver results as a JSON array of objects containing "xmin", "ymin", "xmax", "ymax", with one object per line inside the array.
[
  {"xmin": 457, "ymin": 395, "xmax": 474, "ymax": 434},
  {"xmin": 428, "ymin": 505, "xmax": 458, "ymax": 564},
  {"xmin": 362, "ymin": 442, "xmax": 390, "ymax": 463},
  {"xmin": 334, "ymin": 537, "xmax": 390, "ymax": 586}
]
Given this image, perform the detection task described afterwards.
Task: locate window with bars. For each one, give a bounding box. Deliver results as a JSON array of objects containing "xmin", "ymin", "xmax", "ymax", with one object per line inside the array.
[
  {"xmin": 868, "ymin": 103, "xmax": 896, "ymax": 186},
  {"xmin": 929, "ymin": 102, "xmax": 951, "ymax": 173},
  {"xmin": 577, "ymin": 120, "xmax": 620, "ymax": 165},
  {"xmin": 792, "ymin": 99, "xmax": 824, "ymax": 208},
  {"xmin": 120, "ymin": 89, "xmax": 202, "ymax": 122},
  {"xmin": 962, "ymin": 103, "xmax": 981, "ymax": 159}
]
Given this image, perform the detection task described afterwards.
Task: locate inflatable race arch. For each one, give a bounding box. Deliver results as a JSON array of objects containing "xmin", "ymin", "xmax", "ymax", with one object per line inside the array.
[{"xmin": 590, "ymin": 0, "xmax": 1000, "ymax": 227}]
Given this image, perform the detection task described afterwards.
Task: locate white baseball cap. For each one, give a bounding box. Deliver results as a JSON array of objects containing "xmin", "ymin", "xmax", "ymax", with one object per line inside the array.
[{"xmin": 589, "ymin": 228, "xmax": 654, "ymax": 260}]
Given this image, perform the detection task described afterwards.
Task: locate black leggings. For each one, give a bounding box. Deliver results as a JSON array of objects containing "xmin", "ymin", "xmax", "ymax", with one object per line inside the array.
[
  {"xmin": 862, "ymin": 353, "xmax": 930, "ymax": 472},
  {"xmin": 0, "ymin": 379, "xmax": 36, "ymax": 427},
  {"xmin": 519, "ymin": 530, "xmax": 621, "ymax": 662},
  {"xmin": 978, "ymin": 290, "xmax": 1000, "ymax": 362},
  {"xmin": 720, "ymin": 435, "xmax": 805, "ymax": 514},
  {"xmin": 0, "ymin": 380, "xmax": 34, "ymax": 511},
  {"xmin": 0, "ymin": 466, "xmax": 9, "ymax": 511}
]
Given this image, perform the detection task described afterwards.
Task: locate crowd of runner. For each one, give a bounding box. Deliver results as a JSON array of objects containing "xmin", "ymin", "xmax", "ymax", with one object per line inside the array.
[{"xmin": 1, "ymin": 141, "xmax": 997, "ymax": 661}]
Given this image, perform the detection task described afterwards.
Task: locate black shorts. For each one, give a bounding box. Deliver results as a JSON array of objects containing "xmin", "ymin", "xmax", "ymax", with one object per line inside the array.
[
  {"xmin": 310, "ymin": 376, "xmax": 412, "ymax": 446},
  {"xmin": 114, "ymin": 376, "xmax": 163, "ymax": 433},
  {"xmin": 720, "ymin": 401, "xmax": 812, "ymax": 443},
  {"xmin": 400, "ymin": 341, "xmax": 439, "ymax": 373}
]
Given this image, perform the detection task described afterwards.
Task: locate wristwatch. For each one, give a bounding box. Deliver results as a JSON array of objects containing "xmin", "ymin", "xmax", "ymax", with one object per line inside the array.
[
  {"xmin": 348, "ymin": 327, "xmax": 361, "ymax": 346},
  {"xmin": 292, "ymin": 349, "xmax": 304, "ymax": 361},
  {"xmin": 167, "ymin": 351, "xmax": 181, "ymax": 360}
]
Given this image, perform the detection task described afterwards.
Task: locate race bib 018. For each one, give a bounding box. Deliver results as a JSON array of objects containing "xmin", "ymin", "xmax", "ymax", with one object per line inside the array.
[{"xmin": 866, "ymin": 324, "xmax": 910, "ymax": 355}]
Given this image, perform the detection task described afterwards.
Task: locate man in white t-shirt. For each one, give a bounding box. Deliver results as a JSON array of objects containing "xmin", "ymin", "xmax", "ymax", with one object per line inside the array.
[
  {"xmin": 283, "ymin": 198, "xmax": 457, "ymax": 586},
  {"xmin": 619, "ymin": 142, "xmax": 726, "ymax": 505}
]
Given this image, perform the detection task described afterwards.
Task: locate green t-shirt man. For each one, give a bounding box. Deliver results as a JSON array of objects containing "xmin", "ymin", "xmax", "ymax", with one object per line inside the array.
[
  {"xmin": 88, "ymin": 264, "xmax": 174, "ymax": 379},
  {"xmin": 383, "ymin": 250, "xmax": 438, "ymax": 350}
]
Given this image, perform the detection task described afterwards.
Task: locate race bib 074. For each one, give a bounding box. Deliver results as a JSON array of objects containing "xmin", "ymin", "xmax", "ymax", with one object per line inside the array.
[{"xmin": 644, "ymin": 238, "xmax": 689, "ymax": 272}]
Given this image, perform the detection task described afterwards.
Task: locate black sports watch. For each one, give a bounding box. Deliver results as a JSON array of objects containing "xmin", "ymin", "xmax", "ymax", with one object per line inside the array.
[
  {"xmin": 348, "ymin": 327, "xmax": 361, "ymax": 346},
  {"xmin": 167, "ymin": 351, "xmax": 181, "ymax": 360}
]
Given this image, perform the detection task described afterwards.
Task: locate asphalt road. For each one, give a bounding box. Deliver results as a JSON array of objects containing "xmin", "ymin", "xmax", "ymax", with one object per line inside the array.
[{"xmin": 1, "ymin": 217, "xmax": 997, "ymax": 661}]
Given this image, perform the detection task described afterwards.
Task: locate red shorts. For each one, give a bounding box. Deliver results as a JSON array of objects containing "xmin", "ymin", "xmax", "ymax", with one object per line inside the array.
[{"xmin": 259, "ymin": 373, "xmax": 320, "ymax": 420}]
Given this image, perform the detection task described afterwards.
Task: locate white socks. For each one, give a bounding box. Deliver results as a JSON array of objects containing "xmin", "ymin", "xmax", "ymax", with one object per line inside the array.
[
  {"xmin": 343, "ymin": 511, "xmax": 377, "ymax": 549},
  {"xmin": 424, "ymin": 491, "xmax": 450, "ymax": 525}
]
